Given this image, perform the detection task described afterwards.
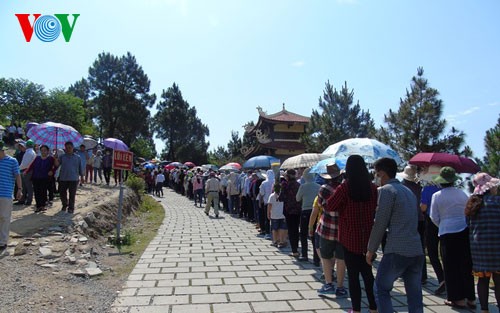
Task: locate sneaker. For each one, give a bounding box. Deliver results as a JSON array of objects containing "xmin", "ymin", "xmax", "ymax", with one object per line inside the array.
[
  {"xmin": 317, "ymin": 283, "xmax": 335, "ymax": 295},
  {"xmin": 264, "ymin": 234, "xmax": 272, "ymax": 240},
  {"xmin": 335, "ymin": 286, "xmax": 348, "ymax": 297}
]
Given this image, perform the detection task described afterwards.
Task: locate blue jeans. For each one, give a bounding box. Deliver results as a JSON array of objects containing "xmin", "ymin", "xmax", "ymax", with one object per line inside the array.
[{"xmin": 375, "ymin": 253, "xmax": 424, "ymax": 313}]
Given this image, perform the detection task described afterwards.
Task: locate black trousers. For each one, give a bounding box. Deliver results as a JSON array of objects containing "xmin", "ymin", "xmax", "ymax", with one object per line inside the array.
[
  {"xmin": 441, "ymin": 228, "xmax": 475, "ymax": 302},
  {"xmin": 32, "ymin": 178, "xmax": 49, "ymax": 209},
  {"xmin": 59, "ymin": 180, "xmax": 79, "ymax": 211},
  {"xmin": 425, "ymin": 215, "xmax": 444, "ymax": 283},
  {"xmin": 343, "ymin": 247, "xmax": 377, "ymax": 311},
  {"xmin": 259, "ymin": 202, "xmax": 270, "ymax": 234},
  {"xmin": 299, "ymin": 210, "xmax": 319, "ymax": 262},
  {"xmin": 418, "ymin": 220, "xmax": 427, "ymax": 281},
  {"xmin": 103, "ymin": 167, "xmax": 112, "ymax": 184},
  {"xmin": 286, "ymin": 213, "xmax": 300, "ymax": 254}
]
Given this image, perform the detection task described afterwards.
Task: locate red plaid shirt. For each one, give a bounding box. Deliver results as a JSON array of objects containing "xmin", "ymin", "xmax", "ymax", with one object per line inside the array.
[
  {"xmin": 324, "ymin": 181, "xmax": 378, "ymax": 254},
  {"xmin": 317, "ymin": 182, "xmax": 341, "ymax": 241}
]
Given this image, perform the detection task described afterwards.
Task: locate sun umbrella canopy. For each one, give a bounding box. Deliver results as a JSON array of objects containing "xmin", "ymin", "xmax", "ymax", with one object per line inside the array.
[
  {"xmin": 144, "ymin": 163, "xmax": 156, "ymax": 169},
  {"xmin": 310, "ymin": 157, "xmax": 346, "ymax": 174},
  {"xmin": 25, "ymin": 122, "xmax": 38, "ymax": 132},
  {"xmin": 409, "ymin": 152, "xmax": 480, "ymax": 174},
  {"xmin": 103, "ymin": 138, "xmax": 128, "ymax": 151},
  {"xmin": 168, "ymin": 161, "xmax": 183, "ymax": 168},
  {"xmin": 202, "ymin": 164, "xmax": 219, "ymax": 171},
  {"xmin": 243, "ymin": 155, "xmax": 280, "ymax": 170},
  {"xmin": 27, "ymin": 121, "xmax": 83, "ymax": 150},
  {"xmin": 184, "ymin": 161, "xmax": 196, "ymax": 168},
  {"xmin": 220, "ymin": 163, "xmax": 241, "ymax": 172},
  {"xmin": 281, "ymin": 153, "xmax": 330, "ymax": 170},
  {"xmin": 322, "ymin": 138, "xmax": 403, "ymax": 165},
  {"xmin": 83, "ymin": 136, "xmax": 98, "ymax": 150},
  {"xmin": 0, "ymin": 125, "xmax": 5, "ymax": 131}
]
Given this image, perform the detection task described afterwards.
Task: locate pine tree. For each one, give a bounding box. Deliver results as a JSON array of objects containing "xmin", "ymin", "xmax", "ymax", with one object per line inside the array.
[
  {"xmin": 304, "ymin": 80, "xmax": 375, "ymax": 152},
  {"xmin": 483, "ymin": 114, "xmax": 500, "ymax": 176},
  {"xmin": 378, "ymin": 67, "xmax": 465, "ymax": 160},
  {"xmin": 153, "ymin": 83, "xmax": 209, "ymax": 164}
]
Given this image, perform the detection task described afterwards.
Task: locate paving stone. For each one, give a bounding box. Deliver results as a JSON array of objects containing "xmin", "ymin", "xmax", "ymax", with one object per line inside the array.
[
  {"xmin": 251, "ymin": 301, "xmax": 292, "ymax": 312},
  {"xmin": 243, "ymin": 283, "xmax": 278, "ymax": 292},
  {"xmin": 136, "ymin": 287, "xmax": 173, "ymax": 296},
  {"xmin": 156, "ymin": 279, "xmax": 189, "ymax": 287},
  {"xmin": 174, "ymin": 286, "xmax": 208, "ymax": 295},
  {"xmin": 191, "ymin": 278, "xmax": 223, "ymax": 286},
  {"xmin": 191, "ymin": 293, "xmax": 228, "ymax": 304},
  {"xmin": 210, "ymin": 284, "xmax": 244, "ymax": 293},
  {"xmin": 228, "ymin": 292, "xmax": 265, "ymax": 302},
  {"xmin": 265, "ymin": 290, "xmax": 302, "ymax": 301},
  {"xmin": 213, "ymin": 302, "xmax": 252, "ymax": 313},
  {"xmin": 128, "ymin": 306, "xmax": 170, "ymax": 313},
  {"xmin": 289, "ymin": 299, "xmax": 331, "ymax": 310},
  {"xmin": 152, "ymin": 295, "xmax": 189, "ymax": 305},
  {"xmin": 114, "ymin": 296, "xmax": 152, "ymax": 306},
  {"xmin": 171, "ymin": 304, "xmax": 211, "ymax": 313}
]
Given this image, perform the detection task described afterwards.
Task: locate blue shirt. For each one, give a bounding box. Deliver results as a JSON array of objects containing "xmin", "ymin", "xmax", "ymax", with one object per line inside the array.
[
  {"xmin": 0, "ymin": 155, "xmax": 20, "ymax": 199},
  {"xmin": 77, "ymin": 150, "xmax": 87, "ymax": 168},
  {"xmin": 59, "ymin": 153, "xmax": 84, "ymax": 181},
  {"xmin": 420, "ymin": 185, "xmax": 441, "ymax": 216}
]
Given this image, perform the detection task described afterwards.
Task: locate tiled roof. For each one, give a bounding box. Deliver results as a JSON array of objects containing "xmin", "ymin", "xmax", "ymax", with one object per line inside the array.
[{"xmin": 261, "ymin": 109, "xmax": 310, "ymax": 123}]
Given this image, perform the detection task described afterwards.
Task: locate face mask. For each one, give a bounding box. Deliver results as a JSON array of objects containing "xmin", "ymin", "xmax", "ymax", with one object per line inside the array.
[{"xmin": 374, "ymin": 176, "xmax": 382, "ymax": 187}]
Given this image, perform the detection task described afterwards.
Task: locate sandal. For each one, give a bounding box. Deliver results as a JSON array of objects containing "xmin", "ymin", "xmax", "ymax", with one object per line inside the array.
[{"xmin": 444, "ymin": 300, "xmax": 467, "ymax": 309}]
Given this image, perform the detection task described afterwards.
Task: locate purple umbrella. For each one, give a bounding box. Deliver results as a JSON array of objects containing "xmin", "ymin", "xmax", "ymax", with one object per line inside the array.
[
  {"xmin": 26, "ymin": 122, "xmax": 83, "ymax": 150},
  {"xmin": 25, "ymin": 122, "xmax": 39, "ymax": 132},
  {"xmin": 103, "ymin": 138, "xmax": 129, "ymax": 151}
]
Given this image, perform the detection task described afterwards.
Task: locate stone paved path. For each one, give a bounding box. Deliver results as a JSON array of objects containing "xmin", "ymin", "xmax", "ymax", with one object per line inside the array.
[{"xmin": 112, "ymin": 189, "xmax": 496, "ymax": 313}]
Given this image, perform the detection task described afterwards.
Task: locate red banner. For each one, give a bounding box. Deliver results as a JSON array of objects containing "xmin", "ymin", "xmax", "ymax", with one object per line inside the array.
[{"xmin": 112, "ymin": 150, "xmax": 134, "ymax": 170}]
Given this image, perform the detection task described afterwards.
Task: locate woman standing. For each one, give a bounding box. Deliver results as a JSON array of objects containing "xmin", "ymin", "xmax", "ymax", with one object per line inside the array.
[
  {"xmin": 26, "ymin": 145, "xmax": 56, "ymax": 212},
  {"xmin": 466, "ymin": 173, "xmax": 500, "ymax": 312},
  {"xmin": 430, "ymin": 167, "xmax": 476, "ymax": 308},
  {"xmin": 325, "ymin": 155, "xmax": 378, "ymax": 313},
  {"xmin": 93, "ymin": 150, "xmax": 103, "ymax": 184}
]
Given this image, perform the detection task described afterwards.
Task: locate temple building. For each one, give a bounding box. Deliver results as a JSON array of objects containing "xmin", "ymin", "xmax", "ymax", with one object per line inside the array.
[{"xmin": 241, "ymin": 104, "xmax": 310, "ymax": 162}]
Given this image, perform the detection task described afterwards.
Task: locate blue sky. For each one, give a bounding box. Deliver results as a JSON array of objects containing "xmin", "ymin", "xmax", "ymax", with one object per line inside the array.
[{"xmin": 1, "ymin": 0, "xmax": 499, "ymax": 159}]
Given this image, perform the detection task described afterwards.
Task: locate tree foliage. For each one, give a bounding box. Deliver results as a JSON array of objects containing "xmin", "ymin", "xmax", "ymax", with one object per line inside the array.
[
  {"xmin": 87, "ymin": 52, "xmax": 156, "ymax": 146},
  {"xmin": 0, "ymin": 78, "xmax": 46, "ymax": 123},
  {"xmin": 154, "ymin": 83, "xmax": 209, "ymax": 164},
  {"xmin": 208, "ymin": 130, "xmax": 246, "ymax": 166},
  {"xmin": 483, "ymin": 114, "xmax": 500, "ymax": 176},
  {"xmin": 304, "ymin": 80, "xmax": 375, "ymax": 152},
  {"xmin": 378, "ymin": 67, "xmax": 466, "ymax": 160},
  {"xmin": 130, "ymin": 136, "xmax": 157, "ymax": 160}
]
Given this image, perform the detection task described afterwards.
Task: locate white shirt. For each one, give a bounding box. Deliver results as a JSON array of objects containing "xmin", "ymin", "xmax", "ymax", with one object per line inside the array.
[
  {"xmin": 268, "ymin": 193, "xmax": 285, "ymax": 219},
  {"xmin": 430, "ymin": 187, "xmax": 468, "ymax": 236},
  {"xmin": 156, "ymin": 174, "xmax": 165, "ymax": 184},
  {"xmin": 20, "ymin": 148, "xmax": 36, "ymax": 170}
]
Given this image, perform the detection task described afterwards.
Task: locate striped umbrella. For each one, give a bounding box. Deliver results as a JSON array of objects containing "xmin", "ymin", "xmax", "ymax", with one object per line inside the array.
[
  {"xmin": 26, "ymin": 122, "xmax": 83, "ymax": 150},
  {"xmin": 281, "ymin": 153, "xmax": 330, "ymax": 170}
]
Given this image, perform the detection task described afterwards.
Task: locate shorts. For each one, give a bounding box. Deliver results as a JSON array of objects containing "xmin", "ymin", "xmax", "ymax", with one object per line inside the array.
[
  {"xmin": 314, "ymin": 232, "xmax": 321, "ymax": 249},
  {"xmin": 319, "ymin": 237, "xmax": 344, "ymax": 260},
  {"xmin": 271, "ymin": 218, "xmax": 287, "ymax": 231}
]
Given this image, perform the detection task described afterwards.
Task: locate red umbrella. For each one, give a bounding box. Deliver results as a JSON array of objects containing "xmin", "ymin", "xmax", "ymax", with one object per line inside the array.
[
  {"xmin": 409, "ymin": 152, "xmax": 479, "ymax": 174},
  {"xmin": 184, "ymin": 161, "xmax": 196, "ymax": 168},
  {"xmin": 225, "ymin": 162, "xmax": 241, "ymax": 169}
]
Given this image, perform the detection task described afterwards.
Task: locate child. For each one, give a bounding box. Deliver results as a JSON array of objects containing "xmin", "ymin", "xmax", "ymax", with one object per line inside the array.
[{"xmin": 267, "ymin": 183, "xmax": 287, "ymax": 248}]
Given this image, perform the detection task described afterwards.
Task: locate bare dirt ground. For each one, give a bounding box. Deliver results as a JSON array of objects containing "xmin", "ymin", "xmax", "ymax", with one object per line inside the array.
[{"xmin": 0, "ymin": 175, "xmax": 145, "ymax": 313}]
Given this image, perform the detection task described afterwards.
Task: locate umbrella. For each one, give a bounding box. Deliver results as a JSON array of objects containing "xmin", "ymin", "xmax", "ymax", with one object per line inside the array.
[
  {"xmin": 144, "ymin": 163, "xmax": 156, "ymax": 170},
  {"xmin": 184, "ymin": 161, "xmax": 196, "ymax": 168},
  {"xmin": 103, "ymin": 138, "xmax": 128, "ymax": 151},
  {"xmin": 409, "ymin": 152, "xmax": 480, "ymax": 174},
  {"xmin": 220, "ymin": 163, "xmax": 241, "ymax": 172},
  {"xmin": 26, "ymin": 121, "xmax": 83, "ymax": 150},
  {"xmin": 202, "ymin": 164, "xmax": 219, "ymax": 171},
  {"xmin": 322, "ymin": 138, "xmax": 403, "ymax": 165},
  {"xmin": 83, "ymin": 136, "xmax": 98, "ymax": 150},
  {"xmin": 168, "ymin": 161, "xmax": 183, "ymax": 168},
  {"xmin": 310, "ymin": 157, "xmax": 346, "ymax": 174},
  {"xmin": 281, "ymin": 153, "xmax": 330, "ymax": 169},
  {"xmin": 25, "ymin": 122, "xmax": 39, "ymax": 132},
  {"xmin": 0, "ymin": 125, "xmax": 5, "ymax": 131},
  {"xmin": 243, "ymin": 155, "xmax": 280, "ymax": 170}
]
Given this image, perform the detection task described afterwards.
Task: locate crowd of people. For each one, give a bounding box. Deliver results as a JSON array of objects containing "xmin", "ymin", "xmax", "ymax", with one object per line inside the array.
[{"xmin": 137, "ymin": 156, "xmax": 500, "ymax": 313}]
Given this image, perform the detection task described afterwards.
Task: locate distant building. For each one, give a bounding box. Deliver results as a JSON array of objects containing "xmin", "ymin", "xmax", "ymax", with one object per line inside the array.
[{"xmin": 242, "ymin": 104, "xmax": 310, "ymax": 162}]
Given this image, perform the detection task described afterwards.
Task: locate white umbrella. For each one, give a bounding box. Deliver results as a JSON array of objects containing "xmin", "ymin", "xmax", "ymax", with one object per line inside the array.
[
  {"xmin": 83, "ymin": 136, "xmax": 98, "ymax": 150},
  {"xmin": 322, "ymin": 138, "xmax": 403, "ymax": 165},
  {"xmin": 280, "ymin": 153, "xmax": 330, "ymax": 169}
]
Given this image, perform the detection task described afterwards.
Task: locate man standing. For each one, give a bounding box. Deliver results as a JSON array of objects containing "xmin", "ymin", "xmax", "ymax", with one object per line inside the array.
[
  {"xmin": 367, "ymin": 158, "xmax": 424, "ymax": 313},
  {"xmin": 55, "ymin": 142, "xmax": 84, "ymax": 214},
  {"xmin": 205, "ymin": 172, "xmax": 220, "ymax": 218},
  {"xmin": 0, "ymin": 140, "xmax": 22, "ymax": 254},
  {"xmin": 17, "ymin": 139, "xmax": 36, "ymax": 205}
]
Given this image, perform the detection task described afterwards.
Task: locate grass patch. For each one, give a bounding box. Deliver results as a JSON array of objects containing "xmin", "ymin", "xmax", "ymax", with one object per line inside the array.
[{"xmin": 113, "ymin": 194, "xmax": 165, "ymax": 275}]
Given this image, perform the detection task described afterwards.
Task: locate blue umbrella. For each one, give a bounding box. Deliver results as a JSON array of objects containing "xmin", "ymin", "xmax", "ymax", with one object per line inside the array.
[
  {"xmin": 243, "ymin": 155, "xmax": 280, "ymax": 170},
  {"xmin": 144, "ymin": 163, "xmax": 155, "ymax": 169},
  {"xmin": 310, "ymin": 157, "xmax": 346, "ymax": 174}
]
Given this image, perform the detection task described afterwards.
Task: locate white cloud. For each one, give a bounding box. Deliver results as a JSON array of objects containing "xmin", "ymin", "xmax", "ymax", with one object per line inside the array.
[
  {"xmin": 459, "ymin": 106, "xmax": 480, "ymax": 116},
  {"xmin": 291, "ymin": 60, "xmax": 304, "ymax": 67}
]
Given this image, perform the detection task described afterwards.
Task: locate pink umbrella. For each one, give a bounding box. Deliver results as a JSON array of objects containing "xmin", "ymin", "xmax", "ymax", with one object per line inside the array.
[
  {"xmin": 184, "ymin": 161, "xmax": 196, "ymax": 168},
  {"xmin": 409, "ymin": 152, "xmax": 479, "ymax": 174}
]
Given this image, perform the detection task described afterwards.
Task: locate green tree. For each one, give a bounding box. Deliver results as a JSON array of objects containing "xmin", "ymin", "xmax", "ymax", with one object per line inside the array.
[
  {"xmin": 304, "ymin": 80, "xmax": 375, "ymax": 152},
  {"xmin": 44, "ymin": 88, "xmax": 95, "ymax": 135},
  {"xmin": 153, "ymin": 83, "xmax": 209, "ymax": 164},
  {"xmin": 378, "ymin": 67, "xmax": 466, "ymax": 160},
  {"xmin": 87, "ymin": 52, "xmax": 156, "ymax": 146},
  {"xmin": 483, "ymin": 114, "xmax": 500, "ymax": 176},
  {"xmin": 0, "ymin": 78, "xmax": 46, "ymax": 123},
  {"xmin": 208, "ymin": 146, "xmax": 231, "ymax": 166},
  {"xmin": 130, "ymin": 136, "xmax": 157, "ymax": 160},
  {"xmin": 68, "ymin": 78, "xmax": 93, "ymax": 123}
]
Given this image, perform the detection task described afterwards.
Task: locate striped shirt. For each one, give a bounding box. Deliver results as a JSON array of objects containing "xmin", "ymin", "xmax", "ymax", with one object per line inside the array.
[
  {"xmin": 368, "ymin": 179, "xmax": 423, "ymax": 257},
  {"xmin": 0, "ymin": 155, "xmax": 20, "ymax": 199}
]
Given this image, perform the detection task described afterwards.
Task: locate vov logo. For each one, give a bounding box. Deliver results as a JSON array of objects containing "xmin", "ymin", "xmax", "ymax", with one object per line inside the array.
[{"xmin": 15, "ymin": 14, "xmax": 80, "ymax": 42}]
